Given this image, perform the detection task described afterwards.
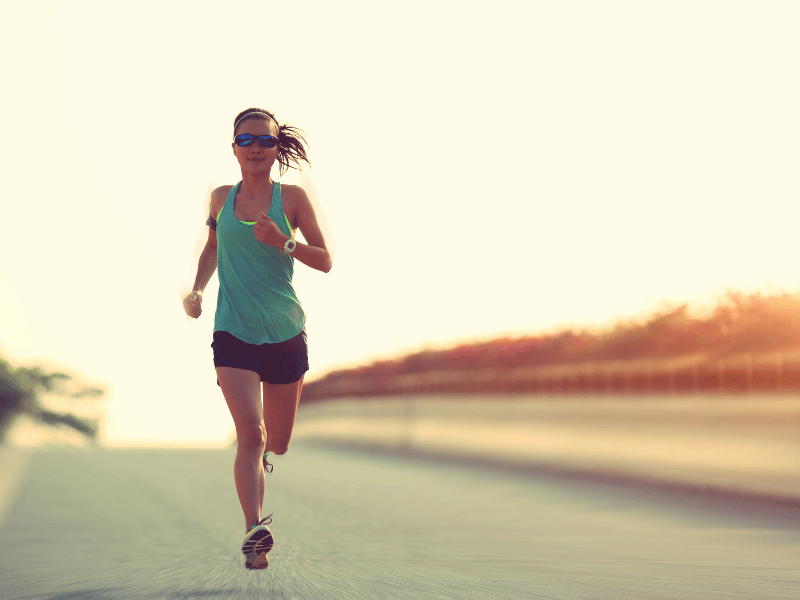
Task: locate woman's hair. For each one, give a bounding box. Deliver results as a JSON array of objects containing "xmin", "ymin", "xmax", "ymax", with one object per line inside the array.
[{"xmin": 233, "ymin": 108, "xmax": 310, "ymax": 176}]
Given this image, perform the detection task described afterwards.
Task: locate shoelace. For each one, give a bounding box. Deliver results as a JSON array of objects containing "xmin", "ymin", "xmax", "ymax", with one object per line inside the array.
[
  {"xmin": 250, "ymin": 514, "xmax": 273, "ymax": 531},
  {"xmin": 263, "ymin": 452, "xmax": 273, "ymax": 473}
]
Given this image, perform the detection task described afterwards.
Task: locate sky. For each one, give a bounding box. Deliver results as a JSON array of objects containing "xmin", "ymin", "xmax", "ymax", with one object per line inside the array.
[{"xmin": 1, "ymin": 1, "xmax": 799, "ymax": 447}]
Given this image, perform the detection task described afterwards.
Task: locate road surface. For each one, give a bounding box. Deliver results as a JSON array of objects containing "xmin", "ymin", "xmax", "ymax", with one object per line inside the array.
[{"xmin": 0, "ymin": 444, "xmax": 798, "ymax": 599}]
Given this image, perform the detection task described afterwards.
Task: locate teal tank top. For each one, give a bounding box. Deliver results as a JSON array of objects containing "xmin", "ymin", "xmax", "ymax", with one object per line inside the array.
[{"xmin": 214, "ymin": 181, "xmax": 305, "ymax": 344}]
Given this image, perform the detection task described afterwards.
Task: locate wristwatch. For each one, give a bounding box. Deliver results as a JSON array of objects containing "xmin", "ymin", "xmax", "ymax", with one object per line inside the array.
[{"xmin": 281, "ymin": 238, "xmax": 297, "ymax": 255}]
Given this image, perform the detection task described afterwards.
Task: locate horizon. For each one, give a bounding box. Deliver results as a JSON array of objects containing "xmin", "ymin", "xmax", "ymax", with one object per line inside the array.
[{"xmin": 6, "ymin": 283, "xmax": 799, "ymax": 450}]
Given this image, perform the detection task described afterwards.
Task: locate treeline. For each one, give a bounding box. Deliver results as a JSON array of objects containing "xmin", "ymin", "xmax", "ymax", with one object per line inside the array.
[
  {"xmin": 303, "ymin": 291, "xmax": 800, "ymax": 401},
  {"xmin": 0, "ymin": 358, "xmax": 104, "ymax": 443}
]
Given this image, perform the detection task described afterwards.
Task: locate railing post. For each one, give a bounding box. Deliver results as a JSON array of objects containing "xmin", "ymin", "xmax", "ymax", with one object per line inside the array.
[{"xmin": 668, "ymin": 363, "xmax": 675, "ymax": 394}]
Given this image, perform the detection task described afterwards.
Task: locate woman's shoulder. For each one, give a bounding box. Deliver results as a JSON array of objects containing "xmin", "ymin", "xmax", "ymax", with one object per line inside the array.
[
  {"xmin": 211, "ymin": 184, "xmax": 235, "ymax": 199},
  {"xmin": 280, "ymin": 183, "xmax": 310, "ymax": 205},
  {"xmin": 210, "ymin": 184, "xmax": 235, "ymax": 216},
  {"xmin": 280, "ymin": 183, "xmax": 311, "ymax": 223}
]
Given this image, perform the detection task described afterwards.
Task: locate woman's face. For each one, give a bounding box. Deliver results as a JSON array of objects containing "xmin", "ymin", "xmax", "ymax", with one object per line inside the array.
[{"xmin": 232, "ymin": 117, "xmax": 279, "ymax": 175}]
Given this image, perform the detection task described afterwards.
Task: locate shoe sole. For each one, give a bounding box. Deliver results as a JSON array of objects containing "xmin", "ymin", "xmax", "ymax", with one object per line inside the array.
[{"xmin": 243, "ymin": 526, "xmax": 274, "ymax": 570}]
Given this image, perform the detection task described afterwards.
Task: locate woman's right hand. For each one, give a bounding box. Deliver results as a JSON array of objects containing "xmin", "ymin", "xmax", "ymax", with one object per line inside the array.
[{"xmin": 183, "ymin": 291, "xmax": 203, "ymax": 318}]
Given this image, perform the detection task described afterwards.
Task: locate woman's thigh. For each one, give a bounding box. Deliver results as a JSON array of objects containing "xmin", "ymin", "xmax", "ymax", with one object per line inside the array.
[
  {"xmin": 216, "ymin": 367, "xmax": 264, "ymax": 443},
  {"xmin": 262, "ymin": 376, "xmax": 304, "ymax": 455}
]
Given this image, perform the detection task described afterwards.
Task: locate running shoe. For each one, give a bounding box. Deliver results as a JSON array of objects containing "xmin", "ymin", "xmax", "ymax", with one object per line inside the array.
[{"xmin": 242, "ymin": 514, "xmax": 274, "ymax": 570}]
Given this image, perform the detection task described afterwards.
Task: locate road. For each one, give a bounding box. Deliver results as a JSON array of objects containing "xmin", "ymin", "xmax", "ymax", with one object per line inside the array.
[
  {"xmin": 293, "ymin": 396, "xmax": 800, "ymax": 502},
  {"xmin": 0, "ymin": 444, "xmax": 798, "ymax": 599}
]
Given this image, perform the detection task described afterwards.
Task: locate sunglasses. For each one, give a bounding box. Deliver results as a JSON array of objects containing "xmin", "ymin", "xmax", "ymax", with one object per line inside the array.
[{"xmin": 234, "ymin": 134, "xmax": 279, "ymax": 148}]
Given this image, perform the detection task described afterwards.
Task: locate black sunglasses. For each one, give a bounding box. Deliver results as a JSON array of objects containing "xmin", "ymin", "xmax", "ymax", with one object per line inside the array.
[{"xmin": 234, "ymin": 134, "xmax": 279, "ymax": 148}]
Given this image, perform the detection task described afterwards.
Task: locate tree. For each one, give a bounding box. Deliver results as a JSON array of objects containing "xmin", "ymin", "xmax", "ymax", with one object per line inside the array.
[{"xmin": 0, "ymin": 357, "xmax": 103, "ymax": 444}]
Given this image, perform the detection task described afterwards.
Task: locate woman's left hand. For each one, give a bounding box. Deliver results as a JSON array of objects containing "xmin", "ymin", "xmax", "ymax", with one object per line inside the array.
[{"xmin": 254, "ymin": 212, "xmax": 287, "ymax": 248}]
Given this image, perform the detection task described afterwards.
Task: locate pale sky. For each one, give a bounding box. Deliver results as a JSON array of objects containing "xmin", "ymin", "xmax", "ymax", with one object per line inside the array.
[{"xmin": 1, "ymin": 1, "xmax": 799, "ymax": 447}]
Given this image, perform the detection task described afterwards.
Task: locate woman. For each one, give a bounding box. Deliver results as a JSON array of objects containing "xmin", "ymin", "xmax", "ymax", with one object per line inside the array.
[{"xmin": 183, "ymin": 108, "xmax": 332, "ymax": 570}]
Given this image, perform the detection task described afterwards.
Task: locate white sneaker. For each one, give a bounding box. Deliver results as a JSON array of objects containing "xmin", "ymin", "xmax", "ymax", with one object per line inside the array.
[{"xmin": 242, "ymin": 514, "xmax": 274, "ymax": 569}]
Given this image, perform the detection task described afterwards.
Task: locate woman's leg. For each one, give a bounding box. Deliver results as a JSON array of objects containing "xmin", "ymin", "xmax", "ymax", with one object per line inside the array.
[
  {"xmin": 216, "ymin": 366, "xmax": 266, "ymax": 532},
  {"xmin": 262, "ymin": 376, "xmax": 305, "ymax": 456}
]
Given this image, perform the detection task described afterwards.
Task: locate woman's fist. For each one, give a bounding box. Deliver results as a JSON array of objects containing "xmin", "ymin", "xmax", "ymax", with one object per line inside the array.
[
  {"xmin": 254, "ymin": 212, "xmax": 287, "ymax": 248},
  {"xmin": 183, "ymin": 291, "xmax": 203, "ymax": 318}
]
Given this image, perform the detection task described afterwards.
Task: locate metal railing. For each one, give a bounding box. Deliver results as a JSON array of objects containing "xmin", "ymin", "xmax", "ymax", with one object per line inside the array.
[{"xmin": 303, "ymin": 351, "xmax": 800, "ymax": 400}]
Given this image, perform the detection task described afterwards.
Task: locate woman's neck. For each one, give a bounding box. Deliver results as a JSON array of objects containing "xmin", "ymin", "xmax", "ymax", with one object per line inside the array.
[{"xmin": 239, "ymin": 172, "xmax": 274, "ymax": 198}]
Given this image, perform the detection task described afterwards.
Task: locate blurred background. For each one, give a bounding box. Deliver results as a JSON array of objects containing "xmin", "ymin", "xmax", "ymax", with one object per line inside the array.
[{"xmin": 1, "ymin": 0, "xmax": 799, "ymax": 449}]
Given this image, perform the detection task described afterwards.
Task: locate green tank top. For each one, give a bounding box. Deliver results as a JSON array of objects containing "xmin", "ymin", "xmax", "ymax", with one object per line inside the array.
[{"xmin": 214, "ymin": 181, "xmax": 305, "ymax": 344}]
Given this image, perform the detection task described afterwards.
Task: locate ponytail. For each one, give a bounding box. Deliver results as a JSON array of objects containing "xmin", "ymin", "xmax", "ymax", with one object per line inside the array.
[{"xmin": 276, "ymin": 123, "xmax": 310, "ymax": 176}]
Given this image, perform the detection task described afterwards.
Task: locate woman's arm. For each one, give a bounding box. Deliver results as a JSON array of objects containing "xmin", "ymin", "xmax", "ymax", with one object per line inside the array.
[
  {"xmin": 289, "ymin": 186, "xmax": 333, "ymax": 273},
  {"xmin": 183, "ymin": 188, "xmax": 226, "ymax": 318},
  {"xmin": 254, "ymin": 185, "xmax": 333, "ymax": 273},
  {"xmin": 183, "ymin": 231, "xmax": 217, "ymax": 318},
  {"xmin": 193, "ymin": 230, "xmax": 219, "ymax": 293}
]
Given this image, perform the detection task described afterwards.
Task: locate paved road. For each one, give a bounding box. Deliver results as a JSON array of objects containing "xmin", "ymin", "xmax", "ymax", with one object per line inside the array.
[
  {"xmin": 0, "ymin": 444, "xmax": 798, "ymax": 599},
  {"xmin": 294, "ymin": 396, "xmax": 800, "ymax": 502}
]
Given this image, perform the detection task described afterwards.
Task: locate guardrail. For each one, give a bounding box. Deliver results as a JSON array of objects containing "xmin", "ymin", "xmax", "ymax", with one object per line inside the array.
[{"xmin": 303, "ymin": 351, "xmax": 800, "ymax": 400}]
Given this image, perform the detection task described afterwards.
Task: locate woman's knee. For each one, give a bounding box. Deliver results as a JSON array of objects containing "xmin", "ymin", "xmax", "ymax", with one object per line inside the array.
[{"xmin": 237, "ymin": 422, "xmax": 266, "ymax": 450}]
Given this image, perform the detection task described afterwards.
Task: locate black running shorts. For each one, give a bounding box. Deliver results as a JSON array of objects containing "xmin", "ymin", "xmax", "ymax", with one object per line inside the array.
[{"xmin": 212, "ymin": 329, "xmax": 309, "ymax": 385}]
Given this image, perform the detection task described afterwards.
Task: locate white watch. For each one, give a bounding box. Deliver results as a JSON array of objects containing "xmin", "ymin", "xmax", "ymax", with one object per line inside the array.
[{"xmin": 281, "ymin": 238, "xmax": 297, "ymax": 255}]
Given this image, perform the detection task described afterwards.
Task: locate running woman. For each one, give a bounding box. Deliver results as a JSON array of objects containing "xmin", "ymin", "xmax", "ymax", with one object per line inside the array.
[{"xmin": 183, "ymin": 108, "xmax": 332, "ymax": 569}]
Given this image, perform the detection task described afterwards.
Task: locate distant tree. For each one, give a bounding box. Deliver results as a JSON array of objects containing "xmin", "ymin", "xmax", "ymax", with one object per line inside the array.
[
  {"xmin": 0, "ymin": 357, "xmax": 103, "ymax": 444},
  {"xmin": 303, "ymin": 289, "xmax": 800, "ymax": 400}
]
